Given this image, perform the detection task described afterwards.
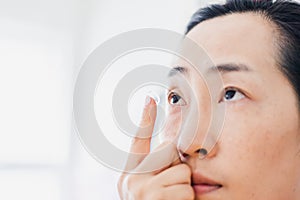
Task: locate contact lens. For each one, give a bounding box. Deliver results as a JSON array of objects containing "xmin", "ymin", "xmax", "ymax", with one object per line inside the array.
[{"xmin": 147, "ymin": 90, "xmax": 160, "ymax": 104}]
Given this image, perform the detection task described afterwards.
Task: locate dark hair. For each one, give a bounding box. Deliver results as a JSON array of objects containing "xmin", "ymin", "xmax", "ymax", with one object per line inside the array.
[{"xmin": 186, "ymin": 0, "xmax": 300, "ymax": 107}]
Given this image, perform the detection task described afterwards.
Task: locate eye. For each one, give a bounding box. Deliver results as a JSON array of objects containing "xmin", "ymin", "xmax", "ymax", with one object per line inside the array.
[
  {"xmin": 167, "ymin": 92, "xmax": 186, "ymax": 106},
  {"xmin": 221, "ymin": 88, "xmax": 245, "ymax": 102}
]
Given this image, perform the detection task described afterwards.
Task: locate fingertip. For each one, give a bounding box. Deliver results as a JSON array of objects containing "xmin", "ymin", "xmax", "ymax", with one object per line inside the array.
[
  {"xmin": 144, "ymin": 95, "xmax": 152, "ymax": 106},
  {"xmin": 145, "ymin": 95, "xmax": 157, "ymax": 107},
  {"xmin": 140, "ymin": 96, "xmax": 157, "ymax": 124},
  {"xmin": 147, "ymin": 90, "xmax": 160, "ymax": 104}
]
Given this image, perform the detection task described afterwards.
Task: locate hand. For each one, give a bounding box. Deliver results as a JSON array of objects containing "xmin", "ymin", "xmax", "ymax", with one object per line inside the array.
[{"xmin": 118, "ymin": 97, "xmax": 194, "ymax": 200}]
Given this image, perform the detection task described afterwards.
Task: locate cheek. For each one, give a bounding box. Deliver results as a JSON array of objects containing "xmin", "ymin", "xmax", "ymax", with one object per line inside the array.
[
  {"xmin": 160, "ymin": 107, "xmax": 183, "ymax": 142},
  {"xmin": 219, "ymin": 104, "xmax": 300, "ymax": 198},
  {"xmin": 221, "ymin": 97, "xmax": 299, "ymax": 161}
]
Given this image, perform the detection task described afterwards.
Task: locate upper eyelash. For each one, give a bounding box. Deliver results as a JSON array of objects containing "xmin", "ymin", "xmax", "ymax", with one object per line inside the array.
[
  {"xmin": 168, "ymin": 87, "xmax": 247, "ymax": 104},
  {"xmin": 219, "ymin": 87, "xmax": 246, "ymax": 102},
  {"xmin": 224, "ymin": 87, "xmax": 245, "ymax": 95}
]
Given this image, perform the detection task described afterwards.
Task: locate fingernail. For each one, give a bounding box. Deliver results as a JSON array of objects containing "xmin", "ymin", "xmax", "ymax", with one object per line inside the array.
[{"xmin": 144, "ymin": 95, "xmax": 151, "ymax": 106}]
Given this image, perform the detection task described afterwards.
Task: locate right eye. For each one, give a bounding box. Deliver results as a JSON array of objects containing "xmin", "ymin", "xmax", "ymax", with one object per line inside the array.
[{"xmin": 167, "ymin": 92, "xmax": 186, "ymax": 106}]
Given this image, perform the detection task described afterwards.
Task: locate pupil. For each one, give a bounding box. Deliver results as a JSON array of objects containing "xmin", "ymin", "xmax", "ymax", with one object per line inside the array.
[
  {"xmin": 225, "ymin": 90, "xmax": 236, "ymax": 100},
  {"xmin": 171, "ymin": 95, "xmax": 180, "ymax": 104}
]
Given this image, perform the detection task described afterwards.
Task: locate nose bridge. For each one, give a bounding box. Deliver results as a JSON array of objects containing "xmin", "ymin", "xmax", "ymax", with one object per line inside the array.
[
  {"xmin": 177, "ymin": 80, "xmax": 220, "ymax": 158},
  {"xmin": 177, "ymin": 94, "xmax": 207, "ymax": 151}
]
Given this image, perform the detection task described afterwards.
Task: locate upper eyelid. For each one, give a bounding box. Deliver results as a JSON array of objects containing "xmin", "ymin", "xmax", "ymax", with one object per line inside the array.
[
  {"xmin": 223, "ymin": 87, "xmax": 247, "ymax": 96},
  {"xmin": 167, "ymin": 91, "xmax": 182, "ymax": 99},
  {"xmin": 167, "ymin": 87, "xmax": 182, "ymax": 96},
  {"xmin": 220, "ymin": 85, "xmax": 245, "ymax": 95},
  {"xmin": 167, "ymin": 88, "xmax": 186, "ymax": 99},
  {"xmin": 219, "ymin": 87, "xmax": 246, "ymax": 102}
]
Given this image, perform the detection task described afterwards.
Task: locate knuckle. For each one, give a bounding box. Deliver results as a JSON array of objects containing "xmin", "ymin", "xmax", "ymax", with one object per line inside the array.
[
  {"xmin": 125, "ymin": 175, "xmax": 138, "ymax": 190},
  {"xmin": 178, "ymin": 164, "xmax": 192, "ymax": 176},
  {"xmin": 140, "ymin": 183, "xmax": 156, "ymax": 200},
  {"xmin": 117, "ymin": 174, "xmax": 128, "ymax": 196},
  {"xmin": 148, "ymin": 174, "xmax": 162, "ymax": 187},
  {"xmin": 125, "ymin": 175, "xmax": 154, "ymax": 200},
  {"xmin": 119, "ymin": 175, "xmax": 144, "ymax": 200}
]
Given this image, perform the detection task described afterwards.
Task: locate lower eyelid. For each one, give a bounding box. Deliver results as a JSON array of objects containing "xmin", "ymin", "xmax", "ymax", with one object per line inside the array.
[{"xmin": 168, "ymin": 106, "xmax": 182, "ymax": 114}]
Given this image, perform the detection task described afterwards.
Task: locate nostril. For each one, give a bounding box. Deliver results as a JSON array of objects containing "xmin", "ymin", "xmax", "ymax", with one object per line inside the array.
[
  {"xmin": 178, "ymin": 150, "xmax": 190, "ymax": 159},
  {"xmin": 196, "ymin": 148, "xmax": 208, "ymax": 156},
  {"xmin": 182, "ymin": 152, "xmax": 189, "ymax": 158},
  {"xmin": 196, "ymin": 148, "xmax": 208, "ymax": 159}
]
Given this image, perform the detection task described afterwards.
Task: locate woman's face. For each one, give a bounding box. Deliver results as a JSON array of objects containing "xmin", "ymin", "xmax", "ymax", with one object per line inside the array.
[{"xmin": 163, "ymin": 13, "xmax": 300, "ymax": 200}]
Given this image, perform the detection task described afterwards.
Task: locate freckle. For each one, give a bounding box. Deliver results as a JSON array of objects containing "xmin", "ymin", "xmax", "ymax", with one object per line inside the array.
[{"xmin": 250, "ymin": 192, "xmax": 256, "ymax": 199}]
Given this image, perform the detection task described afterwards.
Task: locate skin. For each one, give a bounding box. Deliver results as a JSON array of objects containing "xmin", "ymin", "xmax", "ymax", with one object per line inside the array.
[{"xmin": 118, "ymin": 13, "xmax": 300, "ymax": 200}]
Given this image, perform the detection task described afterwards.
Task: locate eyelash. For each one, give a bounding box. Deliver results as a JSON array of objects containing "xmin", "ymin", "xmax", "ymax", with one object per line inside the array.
[
  {"xmin": 219, "ymin": 87, "xmax": 246, "ymax": 103},
  {"xmin": 167, "ymin": 87, "xmax": 246, "ymax": 106}
]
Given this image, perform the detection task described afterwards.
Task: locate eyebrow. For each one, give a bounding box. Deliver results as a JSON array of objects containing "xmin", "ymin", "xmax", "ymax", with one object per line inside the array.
[
  {"xmin": 207, "ymin": 63, "xmax": 251, "ymax": 74},
  {"xmin": 168, "ymin": 66, "xmax": 188, "ymax": 77},
  {"xmin": 168, "ymin": 63, "xmax": 251, "ymax": 77}
]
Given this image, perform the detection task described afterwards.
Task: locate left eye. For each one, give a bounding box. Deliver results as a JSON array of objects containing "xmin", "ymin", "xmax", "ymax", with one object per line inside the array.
[
  {"xmin": 167, "ymin": 92, "xmax": 186, "ymax": 106},
  {"xmin": 221, "ymin": 88, "xmax": 245, "ymax": 102}
]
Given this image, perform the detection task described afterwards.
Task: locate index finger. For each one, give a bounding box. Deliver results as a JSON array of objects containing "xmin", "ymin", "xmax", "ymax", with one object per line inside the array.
[
  {"xmin": 125, "ymin": 96, "xmax": 157, "ymax": 170},
  {"xmin": 131, "ymin": 96, "xmax": 157, "ymax": 153}
]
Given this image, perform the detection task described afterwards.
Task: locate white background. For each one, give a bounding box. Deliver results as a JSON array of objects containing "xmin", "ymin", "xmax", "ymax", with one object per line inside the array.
[{"xmin": 0, "ymin": 0, "xmax": 224, "ymax": 199}]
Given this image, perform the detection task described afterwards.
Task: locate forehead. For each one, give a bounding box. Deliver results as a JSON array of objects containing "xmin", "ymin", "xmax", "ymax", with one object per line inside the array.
[{"xmin": 183, "ymin": 12, "xmax": 277, "ymax": 73}]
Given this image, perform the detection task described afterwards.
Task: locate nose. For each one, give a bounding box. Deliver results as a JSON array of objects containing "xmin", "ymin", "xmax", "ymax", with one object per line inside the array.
[
  {"xmin": 176, "ymin": 94, "xmax": 222, "ymax": 160},
  {"xmin": 178, "ymin": 131, "xmax": 219, "ymax": 159}
]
